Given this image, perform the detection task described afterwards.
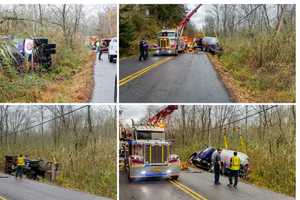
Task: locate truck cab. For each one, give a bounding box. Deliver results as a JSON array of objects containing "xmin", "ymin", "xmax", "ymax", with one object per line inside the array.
[
  {"xmin": 154, "ymin": 29, "xmax": 185, "ymax": 56},
  {"xmin": 125, "ymin": 125, "xmax": 180, "ymax": 181}
]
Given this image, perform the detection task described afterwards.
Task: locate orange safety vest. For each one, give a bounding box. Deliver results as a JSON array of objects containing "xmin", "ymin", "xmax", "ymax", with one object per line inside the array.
[
  {"xmin": 17, "ymin": 156, "xmax": 25, "ymax": 166},
  {"xmin": 230, "ymin": 156, "xmax": 240, "ymax": 171}
]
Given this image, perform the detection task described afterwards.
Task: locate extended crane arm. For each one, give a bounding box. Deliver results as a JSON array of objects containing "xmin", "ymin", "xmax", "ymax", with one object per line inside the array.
[
  {"xmin": 177, "ymin": 4, "xmax": 202, "ymax": 38},
  {"xmin": 148, "ymin": 105, "xmax": 178, "ymax": 126}
]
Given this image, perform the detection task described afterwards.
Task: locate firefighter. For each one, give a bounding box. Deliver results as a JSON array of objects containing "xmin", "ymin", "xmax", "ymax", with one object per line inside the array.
[
  {"xmin": 227, "ymin": 151, "xmax": 241, "ymax": 188},
  {"xmin": 212, "ymin": 148, "xmax": 222, "ymax": 185},
  {"xmin": 16, "ymin": 154, "xmax": 25, "ymax": 179},
  {"xmin": 139, "ymin": 39, "xmax": 145, "ymax": 61}
]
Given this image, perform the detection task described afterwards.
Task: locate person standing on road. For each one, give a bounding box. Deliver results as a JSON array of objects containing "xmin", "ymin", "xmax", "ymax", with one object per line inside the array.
[
  {"xmin": 227, "ymin": 151, "xmax": 241, "ymax": 188},
  {"xmin": 212, "ymin": 148, "xmax": 222, "ymax": 185},
  {"xmin": 95, "ymin": 40, "xmax": 100, "ymax": 52},
  {"xmin": 139, "ymin": 39, "xmax": 145, "ymax": 61},
  {"xmin": 16, "ymin": 154, "xmax": 25, "ymax": 179},
  {"xmin": 98, "ymin": 43, "xmax": 103, "ymax": 61},
  {"xmin": 143, "ymin": 41, "xmax": 149, "ymax": 60}
]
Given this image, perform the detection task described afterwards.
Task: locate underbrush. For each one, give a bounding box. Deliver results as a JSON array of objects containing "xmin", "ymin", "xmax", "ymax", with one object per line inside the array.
[
  {"xmin": 0, "ymin": 131, "xmax": 117, "ymax": 199},
  {"xmin": 0, "ymin": 42, "xmax": 90, "ymax": 102},
  {"xmin": 218, "ymin": 31, "xmax": 295, "ymax": 102}
]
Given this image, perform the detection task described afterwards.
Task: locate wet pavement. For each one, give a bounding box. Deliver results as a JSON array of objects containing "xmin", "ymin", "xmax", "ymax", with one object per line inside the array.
[
  {"xmin": 120, "ymin": 53, "xmax": 232, "ymax": 103},
  {"xmin": 119, "ymin": 168, "xmax": 294, "ymax": 200},
  {"xmin": 91, "ymin": 53, "xmax": 116, "ymax": 103},
  {"xmin": 0, "ymin": 173, "xmax": 111, "ymax": 200}
]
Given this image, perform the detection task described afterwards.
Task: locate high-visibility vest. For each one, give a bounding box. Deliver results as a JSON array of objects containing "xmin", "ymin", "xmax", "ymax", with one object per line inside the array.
[
  {"xmin": 17, "ymin": 156, "xmax": 25, "ymax": 166},
  {"xmin": 230, "ymin": 156, "xmax": 240, "ymax": 171}
]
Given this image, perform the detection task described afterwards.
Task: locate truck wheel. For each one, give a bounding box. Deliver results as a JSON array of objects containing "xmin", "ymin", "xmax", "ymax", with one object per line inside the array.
[
  {"xmin": 171, "ymin": 176, "xmax": 179, "ymax": 180},
  {"xmin": 128, "ymin": 169, "xmax": 134, "ymax": 182}
]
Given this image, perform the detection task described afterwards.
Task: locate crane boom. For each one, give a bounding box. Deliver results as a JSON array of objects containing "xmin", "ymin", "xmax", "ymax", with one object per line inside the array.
[
  {"xmin": 148, "ymin": 105, "xmax": 178, "ymax": 126},
  {"xmin": 177, "ymin": 4, "xmax": 202, "ymax": 38}
]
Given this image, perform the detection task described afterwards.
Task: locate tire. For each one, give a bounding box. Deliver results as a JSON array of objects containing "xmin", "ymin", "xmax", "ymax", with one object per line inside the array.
[
  {"xmin": 171, "ymin": 176, "xmax": 179, "ymax": 180},
  {"xmin": 127, "ymin": 167, "xmax": 133, "ymax": 182}
]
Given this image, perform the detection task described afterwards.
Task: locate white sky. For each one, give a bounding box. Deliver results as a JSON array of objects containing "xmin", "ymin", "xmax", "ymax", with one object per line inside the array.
[
  {"xmin": 188, "ymin": 4, "xmax": 211, "ymax": 30},
  {"xmin": 120, "ymin": 105, "xmax": 149, "ymax": 125}
]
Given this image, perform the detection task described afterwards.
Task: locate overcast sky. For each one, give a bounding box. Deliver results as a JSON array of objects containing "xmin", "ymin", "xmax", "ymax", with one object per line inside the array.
[
  {"xmin": 187, "ymin": 4, "xmax": 211, "ymax": 30},
  {"xmin": 120, "ymin": 105, "xmax": 149, "ymax": 125}
]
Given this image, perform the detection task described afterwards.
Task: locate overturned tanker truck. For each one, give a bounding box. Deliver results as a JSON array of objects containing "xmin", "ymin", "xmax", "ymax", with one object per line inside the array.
[{"xmin": 123, "ymin": 105, "xmax": 181, "ymax": 181}]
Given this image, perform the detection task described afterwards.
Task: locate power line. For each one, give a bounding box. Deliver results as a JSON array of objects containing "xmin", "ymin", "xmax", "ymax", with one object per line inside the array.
[
  {"xmin": 202, "ymin": 105, "xmax": 277, "ymax": 133},
  {"xmin": 15, "ymin": 105, "xmax": 89, "ymax": 134}
]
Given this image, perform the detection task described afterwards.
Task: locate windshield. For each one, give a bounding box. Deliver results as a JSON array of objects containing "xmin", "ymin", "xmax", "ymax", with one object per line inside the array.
[
  {"xmin": 159, "ymin": 32, "xmax": 176, "ymax": 37},
  {"xmin": 136, "ymin": 131, "xmax": 164, "ymax": 140}
]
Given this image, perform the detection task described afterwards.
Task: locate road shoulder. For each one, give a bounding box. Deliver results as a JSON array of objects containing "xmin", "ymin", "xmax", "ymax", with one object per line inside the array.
[{"xmin": 207, "ymin": 53, "xmax": 254, "ymax": 102}]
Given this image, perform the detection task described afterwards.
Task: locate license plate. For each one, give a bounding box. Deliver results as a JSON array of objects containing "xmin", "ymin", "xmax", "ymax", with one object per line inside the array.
[{"xmin": 152, "ymin": 167, "xmax": 161, "ymax": 173}]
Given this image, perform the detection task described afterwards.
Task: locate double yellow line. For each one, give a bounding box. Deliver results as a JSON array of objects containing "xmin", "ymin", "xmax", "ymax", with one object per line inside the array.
[
  {"xmin": 169, "ymin": 180, "xmax": 208, "ymax": 200},
  {"xmin": 119, "ymin": 57, "xmax": 174, "ymax": 86}
]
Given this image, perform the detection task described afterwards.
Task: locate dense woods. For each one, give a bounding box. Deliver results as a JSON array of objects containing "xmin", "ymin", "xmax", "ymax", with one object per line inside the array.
[
  {"xmin": 138, "ymin": 105, "xmax": 295, "ymax": 196},
  {"xmin": 0, "ymin": 5, "xmax": 117, "ymax": 102},
  {"xmin": 202, "ymin": 4, "xmax": 295, "ymax": 102},
  {"xmin": 0, "ymin": 105, "xmax": 117, "ymax": 199}
]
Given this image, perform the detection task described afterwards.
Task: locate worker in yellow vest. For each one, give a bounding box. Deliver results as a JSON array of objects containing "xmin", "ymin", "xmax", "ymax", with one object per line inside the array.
[
  {"xmin": 16, "ymin": 154, "xmax": 25, "ymax": 179},
  {"xmin": 227, "ymin": 151, "xmax": 240, "ymax": 188}
]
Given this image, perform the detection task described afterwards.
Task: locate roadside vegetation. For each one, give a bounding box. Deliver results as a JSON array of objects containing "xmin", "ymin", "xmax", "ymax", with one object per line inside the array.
[
  {"xmin": 0, "ymin": 5, "xmax": 116, "ymax": 102},
  {"xmin": 0, "ymin": 105, "xmax": 117, "ymax": 199},
  {"xmin": 203, "ymin": 5, "xmax": 295, "ymax": 102},
  {"xmin": 141, "ymin": 105, "xmax": 295, "ymax": 196}
]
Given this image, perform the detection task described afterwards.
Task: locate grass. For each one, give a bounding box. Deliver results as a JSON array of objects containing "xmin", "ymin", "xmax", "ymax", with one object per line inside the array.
[
  {"xmin": 0, "ymin": 129, "xmax": 117, "ymax": 199},
  {"xmin": 211, "ymin": 31, "xmax": 295, "ymax": 102},
  {"xmin": 0, "ymin": 42, "xmax": 93, "ymax": 103}
]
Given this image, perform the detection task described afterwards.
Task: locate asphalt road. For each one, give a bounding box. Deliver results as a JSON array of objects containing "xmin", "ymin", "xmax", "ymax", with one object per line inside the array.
[
  {"xmin": 0, "ymin": 174, "xmax": 110, "ymax": 200},
  {"xmin": 90, "ymin": 53, "xmax": 116, "ymax": 103},
  {"xmin": 119, "ymin": 168, "xmax": 294, "ymax": 200},
  {"xmin": 119, "ymin": 53, "xmax": 231, "ymax": 103}
]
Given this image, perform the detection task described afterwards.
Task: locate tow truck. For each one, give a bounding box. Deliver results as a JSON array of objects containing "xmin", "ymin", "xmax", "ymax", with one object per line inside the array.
[
  {"xmin": 154, "ymin": 4, "xmax": 202, "ymax": 56},
  {"xmin": 122, "ymin": 105, "xmax": 180, "ymax": 181}
]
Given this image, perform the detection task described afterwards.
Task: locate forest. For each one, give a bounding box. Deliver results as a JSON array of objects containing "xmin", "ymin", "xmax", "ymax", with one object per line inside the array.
[
  {"xmin": 0, "ymin": 5, "xmax": 117, "ymax": 102},
  {"xmin": 202, "ymin": 4, "xmax": 295, "ymax": 102},
  {"xmin": 0, "ymin": 105, "xmax": 117, "ymax": 199},
  {"xmin": 138, "ymin": 105, "xmax": 295, "ymax": 196}
]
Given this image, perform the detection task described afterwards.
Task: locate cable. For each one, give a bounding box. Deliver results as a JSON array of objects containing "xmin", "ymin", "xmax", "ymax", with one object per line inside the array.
[
  {"xmin": 14, "ymin": 105, "xmax": 89, "ymax": 134},
  {"xmin": 201, "ymin": 105, "xmax": 277, "ymax": 133}
]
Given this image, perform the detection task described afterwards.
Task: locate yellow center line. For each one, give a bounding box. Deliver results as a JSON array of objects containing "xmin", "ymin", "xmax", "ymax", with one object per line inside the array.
[
  {"xmin": 170, "ymin": 180, "xmax": 201, "ymax": 200},
  {"xmin": 0, "ymin": 196, "xmax": 8, "ymax": 200},
  {"xmin": 119, "ymin": 57, "xmax": 174, "ymax": 86},
  {"xmin": 169, "ymin": 180, "xmax": 208, "ymax": 200}
]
